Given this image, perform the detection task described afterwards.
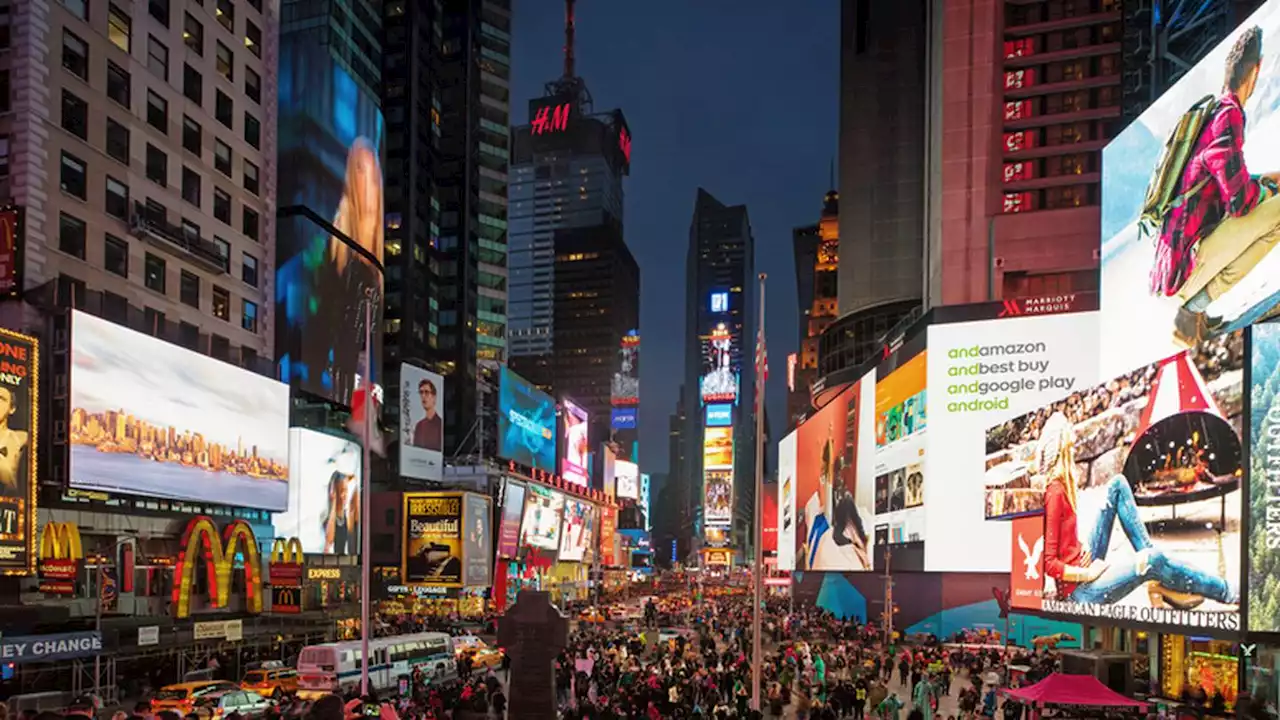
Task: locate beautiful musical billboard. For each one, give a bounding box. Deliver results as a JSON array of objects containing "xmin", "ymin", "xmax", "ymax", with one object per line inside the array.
[
  {"xmin": 403, "ymin": 492, "xmax": 464, "ymax": 587},
  {"xmin": 70, "ymin": 311, "xmax": 290, "ymax": 510},
  {"xmin": 0, "ymin": 327, "xmax": 35, "ymax": 574},
  {"xmin": 560, "ymin": 398, "xmax": 590, "ymax": 486},
  {"xmin": 498, "ymin": 367, "xmax": 556, "ymax": 472},
  {"xmin": 399, "ymin": 363, "xmax": 444, "ymax": 481},
  {"xmin": 275, "ymin": 429, "xmax": 362, "ymax": 554}
]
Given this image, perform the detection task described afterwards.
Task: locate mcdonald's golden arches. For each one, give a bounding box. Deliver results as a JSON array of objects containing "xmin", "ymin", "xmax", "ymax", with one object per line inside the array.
[
  {"xmin": 268, "ymin": 536, "xmax": 303, "ymax": 614},
  {"xmin": 37, "ymin": 522, "xmax": 81, "ymax": 595},
  {"xmin": 172, "ymin": 516, "xmax": 263, "ymax": 619}
]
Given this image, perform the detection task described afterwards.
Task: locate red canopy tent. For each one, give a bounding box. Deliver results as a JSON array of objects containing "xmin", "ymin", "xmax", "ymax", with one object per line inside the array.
[{"xmin": 1004, "ymin": 673, "xmax": 1148, "ymax": 714}]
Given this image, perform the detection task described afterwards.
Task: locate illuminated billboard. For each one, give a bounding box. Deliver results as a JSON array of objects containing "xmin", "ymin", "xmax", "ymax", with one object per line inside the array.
[
  {"xmin": 703, "ymin": 427, "xmax": 734, "ymax": 469},
  {"xmin": 762, "ymin": 481, "xmax": 778, "ymax": 555},
  {"xmin": 558, "ymin": 498, "xmax": 594, "ymax": 562},
  {"xmin": 275, "ymin": 429, "xmax": 362, "ymax": 554},
  {"xmin": 640, "ymin": 473, "xmax": 651, "ymax": 531},
  {"xmin": 710, "ymin": 292, "xmax": 729, "ymax": 314},
  {"xmin": 402, "ymin": 492, "xmax": 489, "ymax": 587},
  {"xmin": 615, "ymin": 460, "xmax": 639, "ymax": 500},
  {"xmin": 520, "ymin": 484, "xmax": 563, "ymax": 551},
  {"xmin": 498, "ymin": 367, "xmax": 556, "ymax": 472},
  {"xmin": 1248, "ymin": 321, "xmax": 1280, "ymax": 631},
  {"xmin": 777, "ymin": 430, "xmax": 797, "ymax": 571},
  {"xmin": 496, "ymin": 480, "xmax": 526, "ymax": 560},
  {"xmin": 0, "ymin": 327, "xmax": 36, "ymax": 574},
  {"xmin": 70, "ymin": 312, "xmax": 290, "ymax": 510},
  {"xmin": 700, "ymin": 322, "xmax": 738, "ymax": 403},
  {"xmin": 611, "ymin": 333, "xmax": 639, "ymax": 406},
  {"xmin": 611, "ymin": 407, "xmax": 637, "ymax": 430},
  {"xmin": 399, "ymin": 363, "xmax": 444, "ymax": 481},
  {"xmin": 703, "ymin": 469, "xmax": 733, "ymax": 528},
  {"xmin": 705, "ymin": 404, "xmax": 733, "ymax": 427},
  {"xmin": 276, "ymin": 40, "xmax": 385, "ymax": 407},
  {"xmin": 873, "ymin": 355, "xmax": 926, "ymax": 552},
  {"xmin": 560, "ymin": 398, "xmax": 590, "ymax": 486}
]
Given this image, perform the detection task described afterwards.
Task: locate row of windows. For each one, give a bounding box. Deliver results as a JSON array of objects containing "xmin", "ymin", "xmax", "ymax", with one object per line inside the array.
[{"xmin": 57, "ymin": 212, "xmax": 260, "ymax": 332}]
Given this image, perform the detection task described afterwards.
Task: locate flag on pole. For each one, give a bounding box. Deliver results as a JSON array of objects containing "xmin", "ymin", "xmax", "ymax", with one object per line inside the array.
[{"xmin": 755, "ymin": 324, "xmax": 767, "ymax": 414}]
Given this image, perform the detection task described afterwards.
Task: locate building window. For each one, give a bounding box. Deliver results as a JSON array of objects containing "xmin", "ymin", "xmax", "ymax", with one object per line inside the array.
[
  {"xmin": 60, "ymin": 152, "xmax": 87, "ymax": 199},
  {"xmin": 145, "ymin": 253, "xmax": 166, "ymax": 293},
  {"xmin": 178, "ymin": 321, "xmax": 198, "ymax": 349},
  {"xmin": 147, "ymin": 34, "xmax": 169, "ymax": 80},
  {"xmin": 243, "ymin": 160, "xmax": 258, "ymax": 195},
  {"xmin": 146, "ymin": 144, "xmax": 167, "ymax": 185},
  {"xmin": 213, "ymin": 236, "xmax": 230, "ymax": 267},
  {"xmin": 184, "ymin": 12, "xmax": 203, "ymax": 55},
  {"xmin": 215, "ymin": 41, "xmax": 233, "ymax": 81},
  {"xmin": 59, "ymin": 213, "xmax": 86, "ymax": 259},
  {"xmin": 180, "ymin": 270, "xmax": 200, "ymax": 307},
  {"xmin": 245, "ymin": 68, "xmax": 260, "ymax": 104},
  {"xmin": 106, "ymin": 119, "xmax": 130, "ymax": 164},
  {"xmin": 107, "ymin": 61, "xmax": 130, "ymax": 107},
  {"xmin": 104, "ymin": 234, "xmax": 129, "ymax": 277},
  {"xmin": 63, "ymin": 0, "xmax": 87, "ymax": 20},
  {"xmin": 242, "ymin": 298, "xmax": 258, "ymax": 332},
  {"xmin": 183, "ymin": 64, "xmax": 202, "ymax": 104},
  {"xmin": 102, "ymin": 291, "xmax": 128, "ymax": 323},
  {"xmin": 144, "ymin": 307, "xmax": 165, "ymax": 336},
  {"xmin": 243, "ymin": 207, "xmax": 259, "ymax": 242},
  {"xmin": 245, "ymin": 20, "xmax": 261, "ymax": 58},
  {"xmin": 214, "ymin": 187, "xmax": 231, "ymax": 223},
  {"xmin": 241, "ymin": 252, "xmax": 258, "ymax": 287},
  {"xmin": 105, "ymin": 176, "xmax": 129, "ymax": 219},
  {"xmin": 1044, "ymin": 185, "xmax": 1089, "ymax": 209},
  {"xmin": 108, "ymin": 4, "xmax": 131, "ymax": 52},
  {"xmin": 146, "ymin": 89, "xmax": 167, "ymax": 132},
  {"xmin": 63, "ymin": 30, "xmax": 88, "ymax": 80},
  {"xmin": 215, "ymin": 90, "xmax": 232, "ymax": 128},
  {"xmin": 244, "ymin": 113, "xmax": 260, "ymax": 149},
  {"xmin": 214, "ymin": 139, "xmax": 231, "ymax": 176},
  {"xmin": 181, "ymin": 220, "xmax": 200, "ymax": 247},
  {"xmin": 215, "ymin": 0, "xmax": 234, "ymax": 32},
  {"xmin": 181, "ymin": 166, "xmax": 201, "ymax": 206},
  {"xmin": 149, "ymin": 0, "xmax": 169, "ymax": 26},
  {"xmin": 183, "ymin": 116, "xmax": 201, "ymax": 155},
  {"xmin": 61, "ymin": 90, "xmax": 88, "ymax": 140},
  {"xmin": 212, "ymin": 286, "xmax": 230, "ymax": 320}
]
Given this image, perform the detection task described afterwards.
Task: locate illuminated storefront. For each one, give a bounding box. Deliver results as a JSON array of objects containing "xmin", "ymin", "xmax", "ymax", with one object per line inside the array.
[{"xmin": 378, "ymin": 584, "xmax": 485, "ymax": 618}]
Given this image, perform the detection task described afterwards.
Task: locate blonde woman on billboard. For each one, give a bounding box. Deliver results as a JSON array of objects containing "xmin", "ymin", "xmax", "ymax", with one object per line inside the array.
[
  {"xmin": 324, "ymin": 468, "xmax": 359, "ymax": 555},
  {"xmin": 1039, "ymin": 412, "xmax": 1235, "ymax": 610}
]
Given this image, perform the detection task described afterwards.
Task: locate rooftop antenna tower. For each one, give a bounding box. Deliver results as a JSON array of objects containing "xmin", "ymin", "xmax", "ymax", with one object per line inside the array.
[{"xmin": 545, "ymin": 0, "xmax": 593, "ymax": 113}]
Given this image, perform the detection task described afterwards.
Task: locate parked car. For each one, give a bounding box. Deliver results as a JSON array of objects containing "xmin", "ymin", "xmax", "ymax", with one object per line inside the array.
[
  {"xmin": 241, "ymin": 667, "xmax": 298, "ymax": 697},
  {"xmin": 195, "ymin": 689, "xmax": 273, "ymax": 718},
  {"xmin": 150, "ymin": 682, "xmax": 239, "ymax": 715}
]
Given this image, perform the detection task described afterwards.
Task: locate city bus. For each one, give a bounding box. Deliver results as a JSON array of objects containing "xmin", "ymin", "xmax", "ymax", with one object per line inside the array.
[{"xmin": 295, "ymin": 632, "xmax": 458, "ymax": 698}]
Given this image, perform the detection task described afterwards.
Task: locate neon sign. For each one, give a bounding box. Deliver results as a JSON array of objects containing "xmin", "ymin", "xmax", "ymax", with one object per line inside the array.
[
  {"xmin": 172, "ymin": 516, "xmax": 263, "ymax": 619},
  {"xmin": 618, "ymin": 127, "xmax": 632, "ymax": 164},
  {"xmin": 531, "ymin": 103, "xmax": 571, "ymax": 135},
  {"xmin": 710, "ymin": 292, "xmax": 729, "ymax": 314}
]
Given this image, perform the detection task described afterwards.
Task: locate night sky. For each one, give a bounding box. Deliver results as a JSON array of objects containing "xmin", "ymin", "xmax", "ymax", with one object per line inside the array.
[{"xmin": 510, "ymin": 1, "xmax": 839, "ymax": 475}]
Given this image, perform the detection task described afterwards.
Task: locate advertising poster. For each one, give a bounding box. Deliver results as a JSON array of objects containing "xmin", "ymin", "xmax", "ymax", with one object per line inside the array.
[
  {"xmin": 874, "ymin": 355, "xmax": 927, "ymax": 551},
  {"xmin": 611, "ymin": 407, "xmax": 637, "ymax": 430},
  {"xmin": 402, "ymin": 493, "xmax": 464, "ymax": 586},
  {"xmin": 706, "ymin": 404, "xmax": 733, "ymax": 427},
  {"xmin": 641, "ymin": 473, "xmax": 651, "ymax": 530},
  {"xmin": 701, "ymin": 322, "xmax": 738, "ymax": 403},
  {"xmin": 399, "ymin": 363, "xmax": 443, "ymax": 481},
  {"xmin": 615, "ymin": 460, "xmax": 639, "ymax": 500},
  {"xmin": 497, "ymin": 480, "xmax": 527, "ymax": 560},
  {"xmin": 762, "ymin": 481, "xmax": 779, "ymax": 555},
  {"xmin": 611, "ymin": 333, "xmax": 639, "ymax": 406},
  {"xmin": 926, "ymin": 312, "xmax": 1100, "ymax": 572},
  {"xmin": 0, "ymin": 327, "xmax": 34, "ymax": 573},
  {"xmin": 795, "ymin": 374, "xmax": 876, "ymax": 572},
  {"xmin": 1010, "ymin": 514, "xmax": 1046, "ymax": 611},
  {"xmin": 599, "ymin": 505, "xmax": 618, "ymax": 566},
  {"xmin": 777, "ymin": 431, "xmax": 798, "ymax": 571},
  {"xmin": 561, "ymin": 398, "xmax": 590, "ymax": 486},
  {"xmin": 984, "ymin": 333, "xmax": 1243, "ymax": 630},
  {"xmin": 276, "ymin": 429, "xmax": 362, "ymax": 554},
  {"xmin": 70, "ymin": 311, "xmax": 290, "ymax": 510},
  {"xmin": 703, "ymin": 469, "xmax": 734, "ymax": 528},
  {"xmin": 276, "ymin": 41, "xmax": 385, "ymax": 408},
  {"xmin": 601, "ymin": 445, "xmax": 617, "ymax": 499},
  {"xmin": 1249, "ymin": 320, "xmax": 1280, "ymax": 630},
  {"xmin": 559, "ymin": 499, "xmax": 592, "ymax": 562},
  {"xmin": 1103, "ymin": 1, "xmax": 1280, "ymax": 378},
  {"xmin": 462, "ymin": 493, "xmax": 492, "ymax": 587},
  {"xmin": 520, "ymin": 484, "xmax": 564, "ymax": 551},
  {"xmin": 703, "ymin": 427, "xmax": 734, "ymax": 469},
  {"xmin": 498, "ymin": 367, "xmax": 557, "ymax": 472}
]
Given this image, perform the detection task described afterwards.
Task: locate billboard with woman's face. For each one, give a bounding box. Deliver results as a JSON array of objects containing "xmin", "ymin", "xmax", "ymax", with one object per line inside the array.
[{"xmin": 276, "ymin": 40, "xmax": 385, "ymax": 407}]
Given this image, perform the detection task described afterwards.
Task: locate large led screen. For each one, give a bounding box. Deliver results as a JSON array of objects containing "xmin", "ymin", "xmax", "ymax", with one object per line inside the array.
[
  {"xmin": 0, "ymin": 327, "xmax": 36, "ymax": 573},
  {"xmin": 873, "ymin": 355, "xmax": 926, "ymax": 551},
  {"xmin": 558, "ymin": 498, "xmax": 594, "ymax": 562},
  {"xmin": 777, "ymin": 430, "xmax": 798, "ymax": 571},
  {"xmin": 615, "ymin": 460, "xmax": 639, "ymax": 500},
  {"xmin": 520, "ymin": 484, "xmax": 564, "ymax": 551},
  {"xmin": 402, "ymin": 492, "xmax": 464, "ymax": 587},
  {"xmin": 497, "ymin": 480, "xmax": 526, "ymax": 560},
  {"xmin": 796, "ymin": 374, "xmax": 875, "ymax": 572},
  {"xmin": 462, "ymin": 493, "xmax": 492, "ymax": 587},
  {"xmin": 70, "ymin": 312, "xmax": 290, "ymax": 510},
  {"xmin": 611, "ymin": 333, "xmax": 639, "ymax": 406},
  {"xmin": 276, "ymin": 41, "xmax": 386, "ymax": 407},
  {"xmin": 275, "ymin": 429, "xmax": 362, "ymax": 554},
  {"xmin": 762, "ymin": 481, "xmax": 778, "ymax": 555},
  {"xmin": 1249, "ymin": 321, "xmax": 1280, "ymax": 630},
  {"xmin": 560, "ymin": 398, "xmax": 590, "ymax": 486},
  {"xmin": 985, "ymin": 332, "xmax": 1243, "ymax": 630},
  {"xmin": 399, "ymin": 363, "xmax": 443, "ymax": 481},
  {"xmin": 498, "ymin": 367, "xmax": 556, "ymax": 472},
  {"xmin": 926, "ymin": 312, "xmax": 1100, "ymax": 572},
  {"xmin": 700, "ymin": 322, "xmax": 738, "ymax": 403}
]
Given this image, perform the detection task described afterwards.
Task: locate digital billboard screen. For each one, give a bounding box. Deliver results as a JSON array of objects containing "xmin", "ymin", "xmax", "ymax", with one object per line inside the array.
[
  {"xmin": 985, "ymin": 333, "xmax": 1243, "ymax": 630},
  {"xmin": 762, "ymin": 481, "xmax": 778, "ymax": 555},
  {"xmin": 558, "ymin": 498, "xmax": 594, "ymax": 562},
  {"xmin": 797, "ymin": 373, "xmax": 875, "ymax": 572},
  {"xmin": 520, "ymin": 484, "xmax": 564, "ymax": 551},
  {"xmin": 498, "ymin": 367, "xmax": 556, "ymax": 472},
  {"xmin": 615, "ymin": 460, "xmax": 639, "ymax": 500},
  {"xmin": 1249, "ymin": 320, "xmax": 1280, "ymax": 630},
  {"xmin": 70, "ymin": 311, "xmax": 290, "ymax": 510},
  {"xmin": 705, "ymin": 404, "xmax": 733, "ymax": 427},
  {"xmin": 462, "ymin": 493, "xmax": 492, "ymax": 587},
  {"xmin": 275, "ymin": 429, "xmax": 362, "ymax": 554},
  {"xmin": 611, "ymin": 334, "xmax": 639, "ymax": 406},
  {"xmin": 276, "ymin": 41, "xmax": 385, "ymax": 407},
  {"xmin": 599, "ymin": 505, "xmax": 618, "ymax": 566},
  {"xmin": 926, "ymin": 312, "xmax": 1100, "ymax": 572},
  {"xmin": 560, "ymin": 398, "xmax": 590, "ymax": 486},
  {"xmin": 497, "ymin": 480, "xmax": 526, "ymax": 560},
  {"xmin": 611, "ymin": 407, "xmax": 637, "ymax": 430},
  {"xmin": 403, "ymin": 493, "xmax": 464, "ymax": 587},
  {"xmin": 700, "ymin": 322, "xmax": 738, "ymax": 403},
  {"xmin": 873, "ymin": 355, "xmax": 926, "ymax": 554},
  {"xmin": 0, "ymin": 327, "xmax": 36, "ymax": 574},
  {"xmin": 399, "ymin": 363, "xmax": 443, "ymax": 481},
  {"xmin": 704, "ymin": 469, "xmax": 733, "ymax": 528},
  {"xmin": 703, "ymin": 427, "xmax": 734, "ymax": 469},
  {"xmin": 777, "ymin": 430, "xmax": 798, "ymax": 571}
]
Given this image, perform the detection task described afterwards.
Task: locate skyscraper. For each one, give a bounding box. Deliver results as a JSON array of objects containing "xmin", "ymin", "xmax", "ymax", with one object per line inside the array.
[
  {"xmin": 682, "ymin": 188, "xmax": 755, "ymax": 560},
  {"xmin": 380, "ymin": 0, "xmax": 512, "ymax": 461},
  {"xmin": 789, "ymin": 189, "xmax": 838, "ymax": 430}
]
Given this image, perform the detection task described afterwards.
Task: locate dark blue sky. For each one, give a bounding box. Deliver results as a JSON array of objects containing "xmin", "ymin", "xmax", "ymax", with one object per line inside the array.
[{"xmin": 510, "ymin": 1, "xmax": 839, "ymax": 475}]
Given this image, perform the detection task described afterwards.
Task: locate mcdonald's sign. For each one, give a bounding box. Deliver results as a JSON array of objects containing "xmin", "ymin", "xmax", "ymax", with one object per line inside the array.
[
  {"xmin": 268, "ymin": 537, "xmax": 303, "ymax": 615},
  {"xmin": 37, "ymin": 522, "xmax": 81, "ymax": 595},
  {"xmin": 172, "ymin": 516, "xmax": 263, "ymax": 619}
]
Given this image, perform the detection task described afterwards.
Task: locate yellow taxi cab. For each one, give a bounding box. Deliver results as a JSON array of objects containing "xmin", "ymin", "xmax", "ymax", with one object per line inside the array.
[
  {"xmin": 579, "ymin": 607, "xmax": 605, "ymax": 624},
  {"xmin": 240, "ymin": 666, "xmax": 299, "ymax": 697},
  {"xmin": 150, "ymin": 680, "xmax": 239, "ymax": 714},
  {"xmin": 470, "ymin": 646, "xmax": 505, "ymax": 669}
]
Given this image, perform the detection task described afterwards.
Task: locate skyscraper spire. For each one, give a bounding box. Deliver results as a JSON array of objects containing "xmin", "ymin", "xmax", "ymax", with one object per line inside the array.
[{"xmin": 564, "ymin": 0, "xmax": 577, "ymax": 80}]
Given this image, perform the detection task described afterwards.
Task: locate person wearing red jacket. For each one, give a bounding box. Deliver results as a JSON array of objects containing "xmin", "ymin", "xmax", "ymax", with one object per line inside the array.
[{"xmin": 1037, "ymin": 412, "xmax": 1236, "ymax": 610}]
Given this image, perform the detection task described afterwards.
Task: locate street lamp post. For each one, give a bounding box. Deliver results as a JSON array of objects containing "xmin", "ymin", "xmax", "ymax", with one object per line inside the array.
[
  {"xmin": 750, "ymin": 272, "xmax": 766, "ymax": 713},
  {"xmin": 359, "ymin": 292, "xmax": 374, "ymax": 697}
]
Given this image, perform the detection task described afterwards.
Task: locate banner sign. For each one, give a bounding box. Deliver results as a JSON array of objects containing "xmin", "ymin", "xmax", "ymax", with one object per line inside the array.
[
  {"xmin": 37, "ymin": 522, "xmax": 82, "ymax": 595},
  {"xmin": 194, "ymin": 619, "xmax": 243, "ymax": 642},
  {"xmin": 0, "ymin": 632, "xmax": 102, "ymax": 663},
  {"xmin": 268, "ymin": 537, "xmax": 303, "ymax": 614}
]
